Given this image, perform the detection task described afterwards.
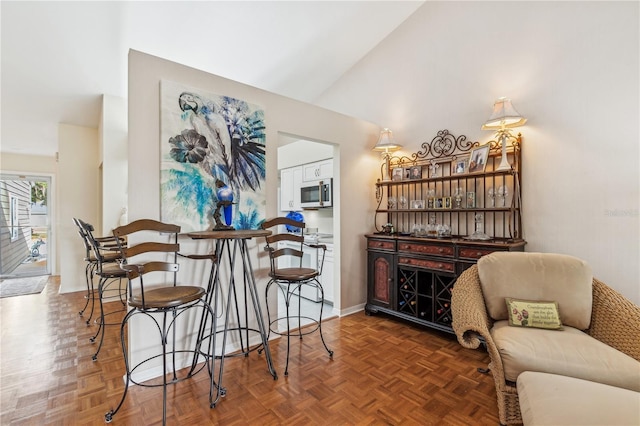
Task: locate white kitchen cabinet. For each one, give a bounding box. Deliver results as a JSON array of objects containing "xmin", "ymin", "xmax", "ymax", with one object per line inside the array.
[
  {"xmin": 318, "ymin": 243, "xmax": 334, "ymax": 304},
  {"xmin": 275, "ymin": 241, "xmax": 333, "ymax": 304},
  {"xmin": 302, "ymin": 159, "xmax": 333, "ymax": 182},
  {"xmin": 280, "ymin": 166, "xmax": 302, "ymax": 211}
]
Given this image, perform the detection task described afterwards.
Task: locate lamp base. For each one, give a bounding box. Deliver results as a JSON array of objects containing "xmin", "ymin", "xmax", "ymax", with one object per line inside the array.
[
  {"xmin": 495, "ymin": 132, "xmax": 512, "ymax": 171},
  {"xmin": 495, "ymin": 155, "xmax": 512, "ymax": 171}
]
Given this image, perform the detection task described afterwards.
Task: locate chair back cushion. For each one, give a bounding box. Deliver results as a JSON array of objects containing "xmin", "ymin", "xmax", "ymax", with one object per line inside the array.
[{"xmin": 478, "ymin": 252, "xmax": 593, "ymax": 330}]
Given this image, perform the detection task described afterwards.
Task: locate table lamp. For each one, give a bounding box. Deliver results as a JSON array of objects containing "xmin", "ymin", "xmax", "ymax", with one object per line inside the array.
[
  {"xmin": 373, "ymin": 128, "xmax": 402, "ymax": 181},
  {"xmin": 482, "ymin": 98, "xmax": 527, "ymax": 171}
]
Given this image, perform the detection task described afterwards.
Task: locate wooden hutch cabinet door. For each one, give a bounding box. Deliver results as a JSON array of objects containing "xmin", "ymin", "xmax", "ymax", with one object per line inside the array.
[{"xmin": 366, "ymin": 250, "xmax": 395, "ymax": 310}]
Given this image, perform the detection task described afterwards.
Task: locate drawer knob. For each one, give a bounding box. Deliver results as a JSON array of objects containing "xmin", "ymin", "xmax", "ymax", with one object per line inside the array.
[
  {"xmin": 438, "ymin": 263, "xmax": 443, "ymax": 268},
  {"xmin": 438, "ymin": 248, "xmax": 444, "ymax": 253},
  {"xmin": 477, "ymin": 252, "xmax": 483, "ymax": 257}
]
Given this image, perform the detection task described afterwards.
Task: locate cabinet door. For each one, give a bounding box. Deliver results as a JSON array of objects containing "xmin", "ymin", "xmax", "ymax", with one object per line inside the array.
[
  {"xmin": 367, "ymin": 250, "xmax": 395, "ymax": 309},
  {"xmin": 319, "ymin": 247, "xmax": 334, "ymax": 303},
  {"xmin": 280, "ymin": 166, "xmax": 302, "ymax": 211},
  {"xmin": 302, "ymin": 159, "xmax": 333, "ymax": 181}
]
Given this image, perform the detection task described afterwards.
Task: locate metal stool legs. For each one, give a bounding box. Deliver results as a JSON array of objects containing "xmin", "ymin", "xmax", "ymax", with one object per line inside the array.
[
  {"xmin": 89, "ymin": 275, "xmax": 126, "ymax": 361},
  {"xmin": 265, "ymin": 279, "xmax": 333, "ymax": 376},
  {"xmin": 105, "ymin": 300, "xmax": 216, "ymax": 425},
  {"xmin": 78, "ymin": 261, "xmax": 97, "ymax": 323}
]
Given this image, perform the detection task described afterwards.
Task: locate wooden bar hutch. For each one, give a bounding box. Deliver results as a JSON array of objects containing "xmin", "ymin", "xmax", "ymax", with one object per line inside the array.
[{"xmin": 365, "ymin": 130, "xmax": 526, "ymax": 334}]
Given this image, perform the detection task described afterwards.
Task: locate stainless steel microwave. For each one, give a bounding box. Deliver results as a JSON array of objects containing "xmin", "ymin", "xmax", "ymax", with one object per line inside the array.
[{"xmin": 300, "ymin": 179, "xmax": 332, "ymax": 208}]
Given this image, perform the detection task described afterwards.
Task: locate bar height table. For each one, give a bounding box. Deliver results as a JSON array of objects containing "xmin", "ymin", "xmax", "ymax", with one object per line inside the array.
[{"xmin": 187, "ymin": 229, "xmax": 278, "ymax": 407}]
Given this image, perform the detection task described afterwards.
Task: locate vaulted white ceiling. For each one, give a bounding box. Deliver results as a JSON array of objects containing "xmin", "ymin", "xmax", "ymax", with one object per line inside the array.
[{"xmin": 1, "ymin": 1, "xmax": 424, "ymax": 156}]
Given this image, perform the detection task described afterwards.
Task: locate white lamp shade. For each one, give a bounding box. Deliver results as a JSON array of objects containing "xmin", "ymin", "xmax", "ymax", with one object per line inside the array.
[
  {"xmin": 373, "ymin": 128, "xmax": 402, "ymax": 152},
  {"xmin": 482, "ymin": 98, "xmax": 527, "ymax": 130}
]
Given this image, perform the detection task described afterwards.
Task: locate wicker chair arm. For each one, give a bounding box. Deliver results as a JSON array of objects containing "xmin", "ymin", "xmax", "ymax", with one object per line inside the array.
[
  {"xmin": 451, "ymin": 265, "xmax": 494, "ymax": 350},
  {"xmin": 588, "ymin": 278, "xmax": 640, "ymax": 361}
]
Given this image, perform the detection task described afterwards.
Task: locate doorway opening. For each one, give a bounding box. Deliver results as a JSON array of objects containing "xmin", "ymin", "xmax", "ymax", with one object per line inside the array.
[
  {"xmin": 0, "ymin": 174, "xmax": 51, "ymax": 278},
  {"xmin": 276, "ymin": 133, "xmax": 339, "ymax": 327}
]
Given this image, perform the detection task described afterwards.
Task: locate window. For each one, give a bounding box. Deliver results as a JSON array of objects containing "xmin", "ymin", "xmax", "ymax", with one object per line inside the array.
[{"xmin": 10, "ymin": 195, "xmax": 19, "ymax": 241}]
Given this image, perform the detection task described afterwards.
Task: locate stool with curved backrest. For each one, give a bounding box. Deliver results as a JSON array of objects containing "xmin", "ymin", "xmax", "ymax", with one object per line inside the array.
[
  {"xmin": 73, "ymin": 217, "xmax": 99, "ymax": 321},
  {"xmin": 73, "ymin": 218, "xmax": 123, "ymax": 326},
  {"xmin": 261, "ymin": 217, "xmax": 333, "ymax": 376},
  {"xmin": 105, "ymin": 219, "xmax": 216, "ymax": 425},
  {"xmin": 78, "ymin": 219, "xmax": 128, "ymax": 361}
]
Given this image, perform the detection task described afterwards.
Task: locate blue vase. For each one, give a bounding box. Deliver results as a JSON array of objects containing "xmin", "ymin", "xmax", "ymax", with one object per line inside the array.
[
  {"xmin": 217, "ymin": 184, "xmax": 234, "ymax": 226},
  {"xmin": 285, "ymin": 211, "xmax": 304, "ymax": 233}
]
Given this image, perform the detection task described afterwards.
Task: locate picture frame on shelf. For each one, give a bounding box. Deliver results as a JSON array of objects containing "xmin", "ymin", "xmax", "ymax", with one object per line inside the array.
[
  {"xmin": 469, "ymin": 144, "xmax": 490, "ymax": 173},
  {"xmin": 434, "ymin": 197, "xmax": 444, "ymax": 209},
  {"xmin": 391, "ymin": 167, "xmax": 404, "ymax": 181},
  {"xmin": 410, "ymin": 199, "xmax": 424, "ymax": 209},
  {"xmin": 409, "ymin": 165, "xmax": 422, "ymax": 180},
  {"xmin": 466, "ymin": 191, "xmax": 476, "ymax": 208},
  {"xmin": 443, "ymin": 197, "xmax": 452, "ymax": 209},
  {"xmin": 427, "ymin": 197, "xmax": 435, "ymax": 209},
  {"xmin": 452, "ymin": 157, "xmax": 469, "ymax": 175}
]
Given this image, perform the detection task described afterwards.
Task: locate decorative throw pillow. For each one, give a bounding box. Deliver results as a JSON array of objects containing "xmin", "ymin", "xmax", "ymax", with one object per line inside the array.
[{"xmin": 505, "ymin": 298, "xmax": 563, "ymax": 330}]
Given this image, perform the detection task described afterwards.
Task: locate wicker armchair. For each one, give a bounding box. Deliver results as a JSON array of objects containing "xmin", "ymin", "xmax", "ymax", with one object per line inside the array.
[{"xmin": 452, "ymin": 260, "xmax": 640, "ymax": 425}]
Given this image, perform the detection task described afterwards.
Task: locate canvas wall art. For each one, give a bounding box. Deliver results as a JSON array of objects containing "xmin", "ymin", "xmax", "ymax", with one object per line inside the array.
[{"xmin": 160, "ymin": 80, "xmax": 266, "ymax": 232}]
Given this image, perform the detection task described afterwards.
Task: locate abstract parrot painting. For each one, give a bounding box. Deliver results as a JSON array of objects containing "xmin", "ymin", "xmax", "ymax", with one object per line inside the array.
[{"xmin": 160, "ymin": 80, "xmax": 266, "ymax": 232}]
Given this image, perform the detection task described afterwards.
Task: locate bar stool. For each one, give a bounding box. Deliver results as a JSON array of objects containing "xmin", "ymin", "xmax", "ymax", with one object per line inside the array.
[
  {"xmin": 79, "ymin": 220, "xmax": 128, "ymax": 361},
  {"xmin": 105, "ymin": 219, "xmax": 216, "ymax": 425},
  {"xmin": 261, "ymin": 217, "xmax": 333, "ymax": 376},
  {"xmin": 73, "ymin": 218, "xmax": 98, "ymax": 321},
  {"xmin": 74, "ymin": 218, "xmax": 122, "ymax": 326}
]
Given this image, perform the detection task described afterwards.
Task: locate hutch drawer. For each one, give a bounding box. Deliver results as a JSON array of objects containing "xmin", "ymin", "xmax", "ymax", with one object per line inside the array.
[
  {"xmin": 398, "ymin": 242, "xmax": 455, "ymax": 258},
  {"xmin": 458, "ymin": 246, "xmax": 499, "ymax": 260},
  {"xmin": 368, "ymin": 239, "xmax": 395, "ymax": 251},
  {"xmin": 398, "ymin": 256, "xmax": 455, "ymax": 273}
]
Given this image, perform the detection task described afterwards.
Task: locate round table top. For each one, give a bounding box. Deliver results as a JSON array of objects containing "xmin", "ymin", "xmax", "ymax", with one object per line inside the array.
[{"xmin": 186, "ymin": 229, "xmax": 271, "ymax": 240}]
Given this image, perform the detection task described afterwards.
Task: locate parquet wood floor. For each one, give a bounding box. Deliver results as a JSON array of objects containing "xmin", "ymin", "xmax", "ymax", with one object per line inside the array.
[{"xmin": 0, "ymin": 276, "xmax": 500, "ymax": 425}]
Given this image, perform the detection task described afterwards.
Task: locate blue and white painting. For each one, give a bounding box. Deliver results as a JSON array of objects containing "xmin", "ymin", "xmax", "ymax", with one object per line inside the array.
[{"xmin": 160, "ymin": 80, "xmax": 266, "ymax": 232}]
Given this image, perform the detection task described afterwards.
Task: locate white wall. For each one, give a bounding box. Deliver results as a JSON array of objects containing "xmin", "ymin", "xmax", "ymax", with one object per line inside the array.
[
  {"xmin": 277, "ymin": 139, "xmax": 334, "ymax": 170},
  {"xmin": 99, "ymin": 94, "xmax": 128, "ymax": 236},
  {"xmin": 58, "ymin": 124, "xmax": 99, "ymax": 293},
  {"xmin": 317, "ymin": 1, "xmax": 639, "ymax": 304}
]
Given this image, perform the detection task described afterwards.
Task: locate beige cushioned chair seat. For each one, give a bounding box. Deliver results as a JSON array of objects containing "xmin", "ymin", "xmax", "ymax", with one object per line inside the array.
[
  {"xmin": 479, "ymin": 252, "xmax": 593, "ymax": 330},
  {"xmin": 517, "ymin": 371, "xmax": 640, "ymax": 426},
  {"xmin": 492, "ymin": 320, "xmax": 640, "ymax": 392}
]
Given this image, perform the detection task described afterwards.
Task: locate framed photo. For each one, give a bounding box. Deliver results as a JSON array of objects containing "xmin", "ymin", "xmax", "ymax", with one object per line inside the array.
[
  {"xmin": 410, "ymin": 199, "xmax": 424, "ymax": 209},
  {"xmin": 427, "ymin": 197, "xmax": 435, "ymax": 209},
  {"xmin": 434, "ymin": 197, "xmax": 444, "ymax": 209},
  {"xmin": 452, "ymin": 157, "xmax": 469, "ymax": 175},
  {"xmin": 466, "ymin": 191, "xmax": 476, "ymax": 208},
  {"xmin": 404, "ymin": 168, "xmax": 412, "ymax": 180},
  {"xmin": 443, "ymin": 197, "xmax": 452, "ymax": 209},
  {"xmin": 469, "ymin": 145, "xmax": 490, "ymax": 173},
  {"xmin": 391, "ymin": 167, "xmax": 404, "ymax": 181},
  {"xmin": 409, "ymin": 165, "xmax": 422, "ymax": 180}
]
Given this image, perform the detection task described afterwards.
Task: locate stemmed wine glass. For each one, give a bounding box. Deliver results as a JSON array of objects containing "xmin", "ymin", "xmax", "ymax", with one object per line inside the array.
[
  {"xmin": 487, "ymin": 187, "xmax": 495, "ymax": 207},
  {"xmin": 498, "ymin": 185, "xmax": 508, "ymax": 207},
  {"xmin": 453, "ymin": 187, "xmax": 464, "ymax": 209},
  {"xmin": 388, "ymin": 196, "xmax": 397, "ymax": 209},
  {"xmin": 399, "ymin": 196, "xmax": 408, "ymax": 209}
]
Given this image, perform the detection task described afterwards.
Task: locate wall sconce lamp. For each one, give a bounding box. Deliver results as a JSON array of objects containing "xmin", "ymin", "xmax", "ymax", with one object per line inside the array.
[
  {"xmin": 373, "ymin": 128, "xmax": 402, "ymax": 181},
  {"xmin": 482, "ymin": 97, "xmax": 527, "ymax": 171}
]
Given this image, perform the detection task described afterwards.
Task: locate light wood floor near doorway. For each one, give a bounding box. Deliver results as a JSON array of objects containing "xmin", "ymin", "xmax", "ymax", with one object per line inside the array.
[{"xmin": 0, "ymin": 277, "xmax": 499, "ymax": 425}]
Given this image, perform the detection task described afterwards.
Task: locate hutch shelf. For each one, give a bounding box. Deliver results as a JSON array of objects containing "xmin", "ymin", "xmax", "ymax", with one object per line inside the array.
[{"xmin": 365, "ymin": 130, "xmax": 526, "ymax": 334}]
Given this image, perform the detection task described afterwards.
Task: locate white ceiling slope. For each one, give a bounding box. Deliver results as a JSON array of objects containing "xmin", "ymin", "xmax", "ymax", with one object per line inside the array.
[{"xmin": 0, "ymin": 1, "xmax": 424, "ymax": 157}]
